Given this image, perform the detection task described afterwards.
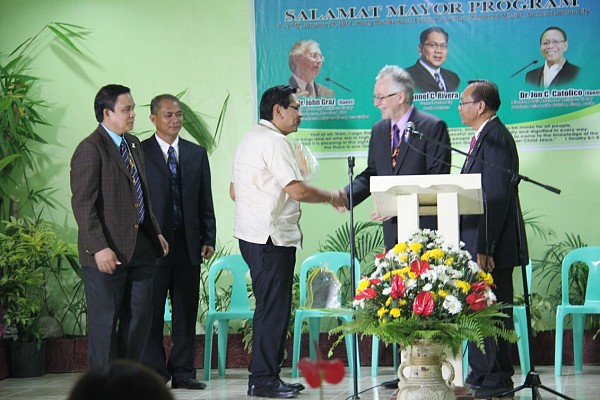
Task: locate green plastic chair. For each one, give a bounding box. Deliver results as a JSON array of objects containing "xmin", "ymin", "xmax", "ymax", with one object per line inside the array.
[
  {"xmin": 291, "ymin": 252, "xmax": 361, "ymax": 379},
  {"xmin": 513, "ymin": 260, "xmax": 533, "ymax": 373},
  {"xmin": 203, "ymin": 255, "xmax": 254, "ymax": 380},
  {"xmin": 555, "ymin": 247, "xmax": 600, "ymax": 376}
]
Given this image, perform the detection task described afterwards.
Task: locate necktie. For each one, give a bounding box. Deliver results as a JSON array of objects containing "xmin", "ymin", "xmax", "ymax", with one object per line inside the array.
[
  {"xmin": 391, "ymin": 124, "xmax": 401, "ymax": 168},
  {"xmin": 120, "ymin": 139, "xmax": 145, "ymax": 223},
  {"xmin": 463, "ymin": 135, "xmax": 477, "ymax": 170},
  {"xmin": 306, "ymin": 84, "xmax": 314, "ymax": 96},
  {"xmin": 434, "ymin": 72, "xmax": 446, "ymax": 91},
  {"xmin": 167, "ymin": 146, "xmax": 183, "ymax": 229}
]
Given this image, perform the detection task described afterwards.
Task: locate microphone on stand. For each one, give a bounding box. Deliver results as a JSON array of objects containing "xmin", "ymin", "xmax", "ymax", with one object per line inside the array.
[
  {"xmin": 404, "ymin": 121, "xmax": 424, "ymax": 139},
  {"xmin": 325, "ymin": 77, "xmax": 352, "ymax": 92},
  {"xmin": 510, "ymin": 59, "xmax": 538, "ymax": 78}
]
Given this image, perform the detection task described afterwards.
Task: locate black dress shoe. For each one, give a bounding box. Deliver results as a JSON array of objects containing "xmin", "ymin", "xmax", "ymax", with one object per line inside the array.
[
  {"xmin": 382, "ymin": 378, "xmax": 400, "ymax": 389},
  {"xmin": 278, "ymin": 378, "xmax": 305, "ymax": 391},
  {"xmin": 247, "ymin": 380, "xmax": 299, "ymax": 398},
  {"xmin": 171, "ymin": 377, "xmax": 207, "ymax": 390}
]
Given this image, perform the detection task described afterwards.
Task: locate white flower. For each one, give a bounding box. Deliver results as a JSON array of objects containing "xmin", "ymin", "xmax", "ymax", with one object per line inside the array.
[
  {"xmin": 484, "ymin": 286, "xmax": 497, "ymax": 306},
  {"xmin": 442, "ymin": 295, "xmax": 462, "ymax": 315},
  {"xmin": 423, "ymin": 283, "xmax": 433, "ymax": 292}
]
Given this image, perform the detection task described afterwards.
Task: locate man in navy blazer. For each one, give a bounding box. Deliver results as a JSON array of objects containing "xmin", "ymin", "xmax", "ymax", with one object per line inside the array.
[
  {"xmin": 141, "ymin": 94, "xmax": 216, "ymax": 390},
  {"xmin": 71, "ymin": 84, "xmax": 169, "ymax": 369},
  {"xmin": 343, "ymin": 65, "xmax": 451, "ymax": 251},
  {"xmin": 525, "ymin": 26, "xmax": 579, "ymax": 88},
  {"xmin": 405, "ymin": 27, "xmax": 460, "ymax": 93},
  {"xmin": 459, "ymin": 80, "xmax": 528, "ymax": 399}
]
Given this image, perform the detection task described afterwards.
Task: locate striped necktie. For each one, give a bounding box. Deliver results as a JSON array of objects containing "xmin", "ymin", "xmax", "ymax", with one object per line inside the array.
[
  {"xmin": 434, "ymin": 72, "xmax": 446, "ymax": 91},
  {"xmin": 120, "ymin": 138, "xmax": 145, "ymax": 223},
  {"xmin": 391, "ymin": 124, "xmax": 401, "ymax": 168}
]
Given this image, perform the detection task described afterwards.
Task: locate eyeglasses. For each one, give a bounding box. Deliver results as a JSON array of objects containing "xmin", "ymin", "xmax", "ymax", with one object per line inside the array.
[
  {"xmin": 373, "ymin": 92, "xmax": 400, "ymax": 102},
  {"xmin": 288, "ymin": 105, "xmax": 301, "ymax": 112},
  {"xmin": 307, "ymin": 53, "xmax": 325, "ymax": 62},
  {"xmin": 458, "ymin": 101, "xmax": 476, "ymax": 107},
  {"xmin": 541, "ymin": 39, "xmax": 566, "ymax": 47},
  {"xmin": 424, "ymin": 42, "xmax": 448, "ymax": 50}
]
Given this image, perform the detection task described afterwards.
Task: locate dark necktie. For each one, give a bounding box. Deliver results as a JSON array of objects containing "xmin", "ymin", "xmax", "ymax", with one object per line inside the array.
[
  {"xmin": 306, "ymin": 84, "xmax": 314, "ymax": 96},
  {"xmin": 463, "ymin": 135, "xmax": 477, "ymax": 170},
  {"xmin": 434, "ymin": 72, "xmax": 446, "ymax": 91},
  {"xmin": 120, "ymin": 139, "xmax": 145, "ymax": 223},
  {"xmin": 391, "ymin": 124, "xmax": 401, "ymax": 168},
  {"xmin": 167, "ymin": 146, "xmax": 183, "ymax": 229}
]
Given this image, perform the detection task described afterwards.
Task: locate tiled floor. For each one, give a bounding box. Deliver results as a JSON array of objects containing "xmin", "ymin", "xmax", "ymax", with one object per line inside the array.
[{"xmin": 0, "ymin": 365, "xmax": 598, "ymax": 399}]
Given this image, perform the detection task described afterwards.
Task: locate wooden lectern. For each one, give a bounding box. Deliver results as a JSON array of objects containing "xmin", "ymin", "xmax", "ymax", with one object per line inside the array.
[{"xmin": 370, "ymin": 173, "xmax": 483, "ymax": 385}]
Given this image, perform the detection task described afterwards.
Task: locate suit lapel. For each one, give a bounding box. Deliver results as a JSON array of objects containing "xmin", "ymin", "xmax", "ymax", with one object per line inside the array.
[
  {"xmin": 145, "ymin": 136, "xmax": 171, "ymax": 177},
  {"xmin": 97, "ymin": 126, "xmax": 130, "ymax": 178}
]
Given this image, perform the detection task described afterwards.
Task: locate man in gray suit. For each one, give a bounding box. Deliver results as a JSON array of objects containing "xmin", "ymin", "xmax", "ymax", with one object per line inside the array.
[
  {"xmin": 71, "ymin": 84, "xmax": 169, "ymax": 369},
  {"xmin": 142, "ymin": 94, "xmax": 216, "ymax": 390},
  {"xmin": 288, "ymin": 40, "xmax": 335, "ymax": 98}
]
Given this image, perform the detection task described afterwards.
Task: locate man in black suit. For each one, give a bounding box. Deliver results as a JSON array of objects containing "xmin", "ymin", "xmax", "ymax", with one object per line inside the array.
[
  {"xmin": 343, "ymin": 65, "xmax": 451, "ymax": 251},
  {"xmin": 142, "ymin": 94, "xmax": 216, "ymax": 390},
  {"xmin": 71, "ymin": 84, "xmax": 169, "ymax": 369},
  {"xmin": 525, "ymin": 26, "xmax": 579, "ymax": 88},
  {"xmin": 405, "ymin": 27, "xmax": 460, "ymax": 93},
  {"xmin": 459, "ymin": 80, "xmax": 528, "ymax": 399}
]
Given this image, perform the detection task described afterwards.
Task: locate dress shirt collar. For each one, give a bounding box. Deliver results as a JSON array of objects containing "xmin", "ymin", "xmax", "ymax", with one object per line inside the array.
[
  {"xmin": 101, "ymin": 123, "xmax": 125, "ymax": 148},
  {"xmin": 293, "ymin": 74, "xmax": 315, "ymax": 95},
  {"xmin": 391, "ymin": 105, "xmax": 415, "ymax": 142},
  {"xmin": 154, "ymin": 133, "xmax": 180, "ymax": 162},
  {"xmin": 543, "ymin": 57, "xmax": 566, "ymax": 88}
]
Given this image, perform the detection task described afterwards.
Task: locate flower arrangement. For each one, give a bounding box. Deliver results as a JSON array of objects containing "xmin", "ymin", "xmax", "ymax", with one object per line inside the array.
[{"xmin": 333, "ymin": 229, "xmax": 517, "ymax": 355}]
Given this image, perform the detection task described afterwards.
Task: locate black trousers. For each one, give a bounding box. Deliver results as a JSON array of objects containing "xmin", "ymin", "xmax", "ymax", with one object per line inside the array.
[
  {"xmin": 83, "ymin": 229, "xmax": 155, "ymax": 369},
  {"xmin": 143, "ymin": 228, "xmax": 200, "ymax": 382},
  {"xmin": 466, "ymin": 267, "xmax": 515, "ymax": 389},
  {"xmin": 239, "ymin": 238, "xmax": 295, "ymax": 387}
]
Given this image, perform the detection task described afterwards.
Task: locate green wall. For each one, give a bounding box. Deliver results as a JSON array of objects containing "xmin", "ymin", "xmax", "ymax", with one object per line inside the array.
[{"xmin": 1, "ymin": 0, "xmax": 599, "ymax": 277}]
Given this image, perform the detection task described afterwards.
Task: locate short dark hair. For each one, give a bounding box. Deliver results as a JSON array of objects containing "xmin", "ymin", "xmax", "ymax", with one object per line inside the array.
[
  {"xmin": 540, "ymin": 26, "xmax": 567, "ymax": 43},
  {"xmin": 467, "ymin": 79, "xmax": 501, "ymax": 111},
  {"xmin": 94, "ymin": 84, "xmax": 131, "ymax": 123},
  {"xmin": 259, "ymin": 85, "xmax": 298, "ymax": 121},
  {"xmin": 68, "ymin": 360, "xmax": 174, "ymax": 400},
  {"xmin": 420, "ymin": 27, "xmax": 449, "ymax": 45},
  {"xmin": 150, "ymin": 94, "xmax": 179, "ymax": 115}
]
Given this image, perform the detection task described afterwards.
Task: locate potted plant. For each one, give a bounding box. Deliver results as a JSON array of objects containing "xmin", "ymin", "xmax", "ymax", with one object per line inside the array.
[{"xmin": 0, "ymin": 217, "xmax": 62, "ymax": 375}]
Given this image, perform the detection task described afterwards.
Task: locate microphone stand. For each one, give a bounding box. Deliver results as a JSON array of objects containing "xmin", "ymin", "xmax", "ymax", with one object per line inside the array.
[
  {"xmin": 413, "ymin": 129, "xmax": 570, "ymax": 399},
  {"xmin": 510, "ymin": 59, "xmax": 538, "ymax": 78},
  {"xmin": 347, "ymin": 156, "xmax": 360, "ymax": 399}
]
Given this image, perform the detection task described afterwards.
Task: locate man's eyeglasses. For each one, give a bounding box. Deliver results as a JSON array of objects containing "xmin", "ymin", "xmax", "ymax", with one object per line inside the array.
[
  {"xmin": 458, "ymin": 101, "xmax": 476, "ymax": 107},
  {"xmin": 541, "ymin": 39, "xmax": 565, "ymax": 47},
  {"xmin": 424, "ymin": 42, "xmax": 448, "ymax": 50},
  {"xmin": 373, "ymin": 92, "xmax": 400, "ymax": 102},
  {"xmin": 288, "ymin": 105, "xmax": 301, "ymax": 112},
  {"xmin": 307, "ymin": 53, "xmax": 325, "ymax": 62}
]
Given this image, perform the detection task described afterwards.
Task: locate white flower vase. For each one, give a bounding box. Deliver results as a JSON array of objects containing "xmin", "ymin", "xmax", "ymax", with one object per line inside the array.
[{"xmin": 396, "ymin": 340, "xmax": 456, "ymax": 400}]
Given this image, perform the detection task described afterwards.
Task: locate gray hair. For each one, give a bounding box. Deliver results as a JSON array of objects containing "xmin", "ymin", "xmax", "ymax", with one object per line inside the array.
[
  {"xmin": 288, "ymin": 39, "xmax": 321, "ymax": 72},
  {"xmin": 376, "ymin": 65, "xmax": 415, "ymax": 104}
]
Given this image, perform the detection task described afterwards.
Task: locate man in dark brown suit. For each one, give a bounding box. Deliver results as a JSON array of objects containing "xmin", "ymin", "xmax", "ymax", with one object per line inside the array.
[{"xmin": 71, "ymin": 84, "xmax": 169, "ymax": 369}]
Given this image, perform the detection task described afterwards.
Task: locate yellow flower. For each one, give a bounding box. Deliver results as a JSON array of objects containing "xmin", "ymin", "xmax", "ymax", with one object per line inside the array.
[
  {"xmin": 409, "ymin": 242, "xmax": 423, "ymax": 253},
  {"xmin": 383, "ymin": 272, "xmax": 391, "ymax": 280},
  {"xmin": 445, "ymin": 257, "xmax": 454, "ymax": 265},
  {"xmin": 456, "ymin": 280, "xmax": 471, "ymax": 294},
  {"xmin": 421, "ymin": 251, "xmax": 430, "ymax": 261},
  {"xmin": 356, "ymin": 279, "xmax": 370, "ymax": 293},
  {"xmin": 393, "ymin": 243, "xmax": 408, "ymax": 254},
  {"xmin": 377, "ymin": 307, "xmax": 389, "ymax": 317},
  {"xmin": 391, "ymin": 269, "xmax": 402, "ymax": 276},
  {"xmin": 430, "ymin": 248, "xmax": 444, "ymax": 260},
  {"xmin": 399, "ymin": 255, "xmax": 408, "ymax": 262},
  {"xmin": 400, "ymin": 266, "xmax": 411, "ymax": 274},
  {"xmin": 478, "ymin": 271, "xmax": 494, "ymax": 284},
  {"xmin": 399, "ymin": 299, "xmax": 407, "ymax": 306},
  {"xmin": 408, "ymin": 271, "xmax": 417, "ymax": 279},
  {"xmin": 438, "ymin": 289, "xmax": 448, "ymax": 297},
  {"xmin": 385, "ymin": 297, "xmax": 392, "ymax": 306},
  {"xmin": 390, "ymin": 308, "xmax": 401, "ymax": 318}
]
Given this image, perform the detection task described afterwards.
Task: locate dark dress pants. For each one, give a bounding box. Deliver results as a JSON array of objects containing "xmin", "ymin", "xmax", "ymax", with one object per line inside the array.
[
  {"xmin": 239, "ymin": 238, "xmax": 295, "ymax": 387},
  {"xmin": 467, "ymin": 267, "xmax": 515, "ymax": 389},
  {"xmin": 143, "ymin": 228, "xmax": 200, "ymax": 382},
  {"xmin": 83, "ymin": 229, "xmax": 155, "ymax": 369}
]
